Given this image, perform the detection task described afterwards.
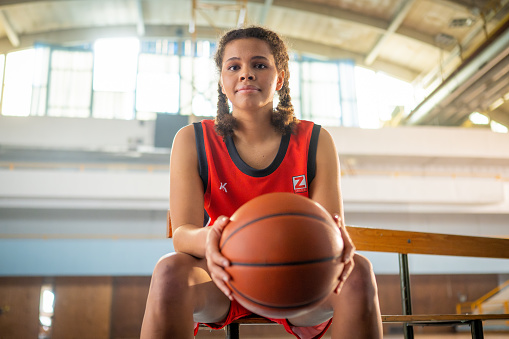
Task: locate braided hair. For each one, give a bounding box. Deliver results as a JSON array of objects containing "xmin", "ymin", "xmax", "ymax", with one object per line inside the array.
[{"xmin": 213, "ymin": 26, "xmax": 298, "ymax": 138}]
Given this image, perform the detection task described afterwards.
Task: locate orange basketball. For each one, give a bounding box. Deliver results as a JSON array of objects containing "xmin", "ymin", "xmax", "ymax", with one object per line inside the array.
[{"xmin": 219, "ymin": 192, "xmax": 344, "ymax": 319}]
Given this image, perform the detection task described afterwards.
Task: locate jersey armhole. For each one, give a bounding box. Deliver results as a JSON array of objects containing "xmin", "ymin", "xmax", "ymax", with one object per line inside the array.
[
  {"xmin": 307, "ymin": 124, "xmax": 321, "ymax": 185},
  {"xmin": 193, "ymin": 122, "xmax": 208, "ymax": 192}
]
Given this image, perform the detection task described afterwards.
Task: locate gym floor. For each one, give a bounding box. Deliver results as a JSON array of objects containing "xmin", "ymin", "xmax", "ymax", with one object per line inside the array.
[{"xmin": 195, "ymin": 326, "xmax": 509, "ymax": 338}]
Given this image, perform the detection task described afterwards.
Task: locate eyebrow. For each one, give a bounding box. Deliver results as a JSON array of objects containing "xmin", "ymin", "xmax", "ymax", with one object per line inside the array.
[{"xmin": 225, "ymin": 55, "xmax": 270, "ymax": 62}]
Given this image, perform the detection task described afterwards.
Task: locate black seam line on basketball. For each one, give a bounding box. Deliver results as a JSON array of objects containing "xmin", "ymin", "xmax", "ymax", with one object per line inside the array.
[
  {"xmin": 220, "ymin": 212, "xmax": 330, "ymax": 250},
  {"xmin": 229, "ymin": 254, "xmax": 341, "ymax": 267},
  {"xmin": 229, "ymin": 283, "xmax": 331, "ymax": 310}
]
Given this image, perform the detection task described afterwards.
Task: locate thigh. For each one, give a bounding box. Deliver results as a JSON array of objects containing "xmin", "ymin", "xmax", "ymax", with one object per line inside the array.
[{"xmin": 158, "ymin": 252, "xmax": 232, "ymax": 324}]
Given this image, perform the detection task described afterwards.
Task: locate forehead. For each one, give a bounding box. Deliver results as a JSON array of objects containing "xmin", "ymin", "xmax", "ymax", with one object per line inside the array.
[{"xmin": 222, "ymin": 38, "xmax": 274, "ymax": 62}]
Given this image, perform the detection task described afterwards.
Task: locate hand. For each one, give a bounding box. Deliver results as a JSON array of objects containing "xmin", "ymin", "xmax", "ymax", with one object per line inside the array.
[
  {"xmin": 333, "ymin": 214, "xmax": 355, "ymax": 294},
  {"xmin": 205, "ymin": 215, "xmax": 234, "ymax": 300}
]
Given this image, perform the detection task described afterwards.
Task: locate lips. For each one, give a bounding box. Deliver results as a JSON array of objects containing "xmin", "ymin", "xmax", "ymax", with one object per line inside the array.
[{"xmin": 236, "ymin": 85, "xmax": 260, "ymax": 93}]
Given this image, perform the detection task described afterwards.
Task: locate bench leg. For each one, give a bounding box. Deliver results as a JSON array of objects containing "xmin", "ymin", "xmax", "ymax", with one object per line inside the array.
[
  {"xmin": 399, "ymin": 254, "xmax": 414, "ymax": 339},
  {"xmin": 403, "ymin": 324, "xmax": 414, "ymax": 339},
  {"xmin": 470, "ymin": 319, "xmax": 484, "ymax": 339},
  {"xmin": 226, "ymin": 323, "xmax": 239, "ymax": 339}
]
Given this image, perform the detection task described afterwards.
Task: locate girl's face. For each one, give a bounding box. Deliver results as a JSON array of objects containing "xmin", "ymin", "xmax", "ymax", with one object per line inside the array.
[{"xmin": 220, "ymin": 38, "xmax": 284, "ymax": 114}]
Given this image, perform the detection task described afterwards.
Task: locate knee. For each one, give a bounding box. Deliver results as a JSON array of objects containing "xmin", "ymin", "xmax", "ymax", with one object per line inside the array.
[
  {"xmin": 150, "ymin": 253, "xmax": 193, "ymax": 295},
  {"xmin": 342, "ymin": 254, "xmax": 378, "ymax": 300}
]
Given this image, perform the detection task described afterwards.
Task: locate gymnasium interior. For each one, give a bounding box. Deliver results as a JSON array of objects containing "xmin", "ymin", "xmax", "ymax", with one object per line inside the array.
[{"xmin": 0, "ymin": 0, "xmax": 509, "ymax": 338}]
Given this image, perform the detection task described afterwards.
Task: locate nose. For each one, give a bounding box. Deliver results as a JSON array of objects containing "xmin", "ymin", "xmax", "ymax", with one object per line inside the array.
[{"xmin": 240, "ymin": 73, "xmax": 255, "ymax": 81}]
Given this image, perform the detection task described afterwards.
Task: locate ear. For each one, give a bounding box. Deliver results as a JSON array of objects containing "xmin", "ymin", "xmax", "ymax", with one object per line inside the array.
[
  {"xmin": 220, "ymin": 81, "xmax": 226, "ymax": 94},
  {"xmin": 276, "ymin": 70, "xmax": 285, "ymax": 91}
]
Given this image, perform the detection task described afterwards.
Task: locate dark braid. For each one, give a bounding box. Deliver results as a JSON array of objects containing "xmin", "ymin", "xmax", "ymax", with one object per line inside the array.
[
  {"xmin": 214, "ymin": 26, "xmax": 298, "ymax": 138},
  {"xmin": 215, "ymin": 83, "xmax": 236, "ymax": 137}
]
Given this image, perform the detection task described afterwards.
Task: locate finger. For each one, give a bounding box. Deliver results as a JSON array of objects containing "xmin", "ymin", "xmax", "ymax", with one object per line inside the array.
[
  {"xmin": 334, "ymin": 260, "xmax": 355, "ymax": 294},
  {"xmin": 208, "ymin": 263, "xmax": 234, "ymax": 299},
  {"xmin": 206, "ymin": 216, "xmax": 231, "ymax": 266},
  {"xmin": 334, "ymin": 214, "xmax": 355, "ymax": 264}
]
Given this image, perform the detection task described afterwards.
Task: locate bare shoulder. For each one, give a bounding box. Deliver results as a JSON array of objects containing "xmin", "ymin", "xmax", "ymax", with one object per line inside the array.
[
  {"xmin": 170, "ymin": 124, "xmax": 199, "ymax": 173},
  {"xmin": 316, "ymin": 126, "xmax": 338, "ymax": 157},
  {"xmin": 173, "ymin": 124, "xmax": 195, "ymax": 149}
]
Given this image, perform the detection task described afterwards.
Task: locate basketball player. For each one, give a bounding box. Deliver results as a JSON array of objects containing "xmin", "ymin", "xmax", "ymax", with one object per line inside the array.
[{"xmin": 141, "ymin": 26, "xmax": 383, "ymax": 339}]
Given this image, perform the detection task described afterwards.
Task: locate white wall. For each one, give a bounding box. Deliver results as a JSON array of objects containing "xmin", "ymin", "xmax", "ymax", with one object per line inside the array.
[{"xmin": 0, "ymin": 116, "xmax": 508, "ymax": 276}]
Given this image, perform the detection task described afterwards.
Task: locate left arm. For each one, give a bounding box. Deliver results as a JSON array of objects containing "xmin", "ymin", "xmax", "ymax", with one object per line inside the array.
[
  {"xmin": 309, "ymin": 127, "xmax": 355, "ymax": 293},
  {"xmin": 308, "ymin": 127, "xmax": 343, "ymax": 219}
]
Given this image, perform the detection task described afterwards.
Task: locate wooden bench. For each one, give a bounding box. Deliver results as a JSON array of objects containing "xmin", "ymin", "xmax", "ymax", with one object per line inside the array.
[{"xmin": 166, "ymin": 212, "xmax": 509, "ymax": 339}]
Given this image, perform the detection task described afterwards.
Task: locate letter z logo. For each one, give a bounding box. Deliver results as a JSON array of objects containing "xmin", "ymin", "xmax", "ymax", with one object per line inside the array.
[{"xmin": 292, "ymin": 175, "xmax": 307, "ymax": 193}]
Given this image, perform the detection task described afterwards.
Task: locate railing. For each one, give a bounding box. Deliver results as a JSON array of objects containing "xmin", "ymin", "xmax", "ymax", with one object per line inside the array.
[{"xmin": 457, "ymin": 279, "xmax": 509, "ymax": 325}]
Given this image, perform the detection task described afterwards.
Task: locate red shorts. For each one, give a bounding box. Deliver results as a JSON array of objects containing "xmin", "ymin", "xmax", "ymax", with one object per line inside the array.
[{"xmin": 194, "ymin": 300, "xmax": 332, "ymax": 339}]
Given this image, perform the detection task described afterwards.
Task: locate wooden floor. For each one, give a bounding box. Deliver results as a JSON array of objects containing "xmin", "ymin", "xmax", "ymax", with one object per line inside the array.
[{"xmin": 196, "ymin": 326, "xmax": 509, "ymax": 338}]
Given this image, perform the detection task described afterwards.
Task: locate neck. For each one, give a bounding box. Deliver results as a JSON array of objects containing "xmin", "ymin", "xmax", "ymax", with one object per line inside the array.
[{"xmin": 232, "ymin": 107, "xmax": 279, "ymax": 144}]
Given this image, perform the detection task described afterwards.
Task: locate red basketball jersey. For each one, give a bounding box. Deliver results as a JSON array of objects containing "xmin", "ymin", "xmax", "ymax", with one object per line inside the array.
[{"xmin": 194, "ymin": 119, "xmax": 321, "ymax": 225}]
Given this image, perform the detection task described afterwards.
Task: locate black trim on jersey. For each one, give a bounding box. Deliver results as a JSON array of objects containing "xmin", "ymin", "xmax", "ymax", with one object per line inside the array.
[
  {"xmin": 307, "ymin": 124, "xmax": 321, "ymax": 185},
  {"xmin": 225, "ymin": 132, "xmax": 291, "ymax": 178},
  {"xmin": 193, "ymin": 122, "xmax": 208, "ymax": 192}
]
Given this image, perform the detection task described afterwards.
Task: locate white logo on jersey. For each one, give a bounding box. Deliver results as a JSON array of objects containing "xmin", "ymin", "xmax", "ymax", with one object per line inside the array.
[
  {"xmin": 219, "ymin": 182, "xmax": 228, "ymax": 192},
  {"xmin": 292, "ymin": 175, "xmax": 307, "ymax": 193}
]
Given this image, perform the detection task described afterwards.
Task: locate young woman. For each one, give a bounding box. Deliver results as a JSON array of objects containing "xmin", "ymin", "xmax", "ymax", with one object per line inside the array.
[{"xmin": 141, "ymin": 26, "xmax": 383, "ymax": 339}]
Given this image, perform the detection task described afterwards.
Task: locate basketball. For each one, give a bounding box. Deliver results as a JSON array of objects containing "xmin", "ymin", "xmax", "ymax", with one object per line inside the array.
[{"xmin": 219, "ymin": 192, "xmax": 345, "ymax": 319}]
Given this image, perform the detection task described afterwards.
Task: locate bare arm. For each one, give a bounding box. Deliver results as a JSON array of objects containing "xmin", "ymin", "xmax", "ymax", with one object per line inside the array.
[
  {"xmin": 309, "ymin": 127, "xmax": 343, "ymax": 221},
  {"xmin": 170, "ymin": 124, "xmax": 209, "ymax": 257},
  {"xmin": 309, "ymin": 127, "xmax": 355, "ymax": 293},
  {"xmin": 169, "ymin": 124, "xmax": 233, "ymax": 297}
]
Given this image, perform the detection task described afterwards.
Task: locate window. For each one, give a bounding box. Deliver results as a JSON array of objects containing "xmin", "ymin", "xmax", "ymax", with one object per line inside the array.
[
  {"xmin": 180, "ymin": 40, "xmax": 218, "ymax": 117},
  {"xmin": 355, "ymin": 66, "xmax": 417, "ymax": 128},
  {"xmin": 300, "ymin": 60, "xmax": 342, "ymax": 126},
  {"xmin": 136, "ymin": 51, "xmax": 180, "ymax": 119},
  {"xmin": 92, "ymin": 38, "xmax": 139, "ymax": 119},
  {"xmin": 2, "ymin": 49, "xmax": 34, "ymax": 116},
  {"xmin": 47, "ymin": 48, "xmax": 93, "ymax": 117},
  {"xmin": 0, "ymin": 37, "xmax": 424, "ymax": 130}
]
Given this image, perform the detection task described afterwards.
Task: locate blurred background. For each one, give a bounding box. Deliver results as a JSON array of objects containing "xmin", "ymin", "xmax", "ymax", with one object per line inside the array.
[{"xmin": 0, "ymin": 0, "xmax": 508, "ymax": 337}]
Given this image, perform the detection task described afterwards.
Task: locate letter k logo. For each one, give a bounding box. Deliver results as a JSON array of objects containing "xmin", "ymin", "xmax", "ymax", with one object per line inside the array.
[{"xmin": 219, "ymin": 182, "xmax": 228, "ymax": 193}]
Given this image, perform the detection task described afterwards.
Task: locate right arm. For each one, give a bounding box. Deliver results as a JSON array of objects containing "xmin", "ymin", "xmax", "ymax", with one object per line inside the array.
[
  {"xmin": 170, "ymin": 124, "xmax": 210, "ymax": 257},
  {"xmin": 169, "ymin": 124, "xmax": 233, "ymax": 298}
]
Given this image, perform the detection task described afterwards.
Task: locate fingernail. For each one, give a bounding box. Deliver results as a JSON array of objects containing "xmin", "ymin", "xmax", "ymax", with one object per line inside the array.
[{"xmin": 221, "ymin": 216, "xmax": 228, "ymax": 222}]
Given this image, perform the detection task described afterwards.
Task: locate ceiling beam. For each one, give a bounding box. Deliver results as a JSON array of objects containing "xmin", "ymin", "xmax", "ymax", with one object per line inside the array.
[
  {"xmin": 0, "ymin": 0, "xmax": 446, "ymax": 52},
  {"xmin": 288, "ymin": 37, "xmax": 420, "ymax": 82},
  {"xmin": 271, "ymin": 0, "xmax": 442, "ymax": 51},
  {"xmin": 273, "ymin": 0, "xmax": 387, "ymax": 30},
  {"xmin": 489, "ymin": 104, "xmax": 509, "ymax": 126},
  {"xmin": 0, "ymin": 23, "xmax": 419, "ymax": 81},
  {"xmin": 0, "ymin": 9, "xmax": 19, "ymax": 47},
  {"xmin": 365, "ymin": 0, "xmax": 417, "ymax": 65},
  {"xmin": 404, "ymin": 21, "xmax": 509, "ymax": 125},
  {"xmin": 0, "ymin": 25, "xmax": 224, "ymax": 54}
]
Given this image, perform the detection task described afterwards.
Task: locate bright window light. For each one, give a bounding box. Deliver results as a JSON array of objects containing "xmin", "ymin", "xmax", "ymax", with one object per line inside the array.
[
  {"xmin": 355, "ymin": 67, "xmax": 417, "ymax": 128},
  {"xmin": 490, "ymin": 120, "xmax": 508, "ymax": 133},
  {"xmin": 2, "ymin": 49, "xmax": 34, "ymax": 116},
  {"xmin": 41, "ymin": 289, "xmax": 55, "ymax": 313},
  {"xmin": 93, "ymin": 38, "xmax": 139, "ymax": 92},
  {"xmin": 39, "ymin": 315, "xmax": 52, "ymax": 327},
  {"xmin": 469, "ymin": 112, "xmax": 489, "ymax": 124}
]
